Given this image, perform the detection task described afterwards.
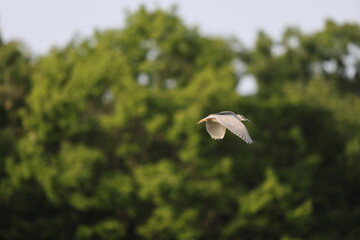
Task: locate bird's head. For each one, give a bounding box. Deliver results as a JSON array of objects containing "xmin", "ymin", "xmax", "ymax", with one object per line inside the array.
[{"xmin": 236, "ymin": 114, "xmax": 251, "ymax": 122}]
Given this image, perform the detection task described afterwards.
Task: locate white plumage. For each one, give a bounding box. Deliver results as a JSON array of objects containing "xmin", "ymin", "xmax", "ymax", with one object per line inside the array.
[{"xmin": 198, "ymin": 111, "xmax": 254, "ymax": 144}]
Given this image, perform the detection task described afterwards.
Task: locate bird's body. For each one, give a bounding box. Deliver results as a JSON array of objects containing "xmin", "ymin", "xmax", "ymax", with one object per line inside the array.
[{"xmin": 197, "ymin": 111, "xmax": 254, "ymax": 144}]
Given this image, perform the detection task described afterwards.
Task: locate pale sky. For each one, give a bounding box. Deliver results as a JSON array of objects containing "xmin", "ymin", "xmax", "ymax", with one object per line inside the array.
[
  {"xmin": 1, "ymin": 0, "xmax": 359, "ymax": 95},
  {"xmin": 1, "ymin": 0, "xmax": 360, "ymax": 55}
]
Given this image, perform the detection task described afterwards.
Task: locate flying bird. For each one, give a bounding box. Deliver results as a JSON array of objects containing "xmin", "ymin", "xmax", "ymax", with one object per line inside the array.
[{"xmin": 197, "ymin": 111, "xmax": 254, "ymax": 144}]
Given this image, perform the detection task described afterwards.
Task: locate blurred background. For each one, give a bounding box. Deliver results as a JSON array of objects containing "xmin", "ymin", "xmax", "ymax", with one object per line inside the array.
[{"xmin": 1, "ymin": 1, "xmax": 360, "ymax": 239}]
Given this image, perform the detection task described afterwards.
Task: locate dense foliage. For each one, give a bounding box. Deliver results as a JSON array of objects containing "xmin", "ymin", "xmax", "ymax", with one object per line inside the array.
[{"xmin": 1, "ymin": 6, "xmax": 360, "ymax": 240}]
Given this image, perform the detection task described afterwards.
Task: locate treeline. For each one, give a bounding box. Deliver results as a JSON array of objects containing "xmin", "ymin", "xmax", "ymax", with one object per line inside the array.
[{"xmin": 1, "ymin": 6, "xmax": 360, "ymax": 240}]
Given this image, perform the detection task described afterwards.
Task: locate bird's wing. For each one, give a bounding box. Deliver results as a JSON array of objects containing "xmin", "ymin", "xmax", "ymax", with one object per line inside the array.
[
  {"xmin": 206, "ymin": 119, "xmax": 227, "ymax": 139},
  {"xmin": 214, "ymin": 114, "xmax": 253, "ymax": 144}
]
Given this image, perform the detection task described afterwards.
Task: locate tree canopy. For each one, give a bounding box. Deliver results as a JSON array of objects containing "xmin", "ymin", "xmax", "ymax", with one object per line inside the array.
[{"xmin": 1, "ymin": 6, "xmax": 360, "ymax": 240}]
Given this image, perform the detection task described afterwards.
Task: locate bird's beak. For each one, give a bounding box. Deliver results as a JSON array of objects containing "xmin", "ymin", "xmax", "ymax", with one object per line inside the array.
[
  {"xmin": 197, "ymin": 119, "xmax": 206, "ymax": 124},
  {"xmin": 245, "ymin": 118, "xmax": 251, "ymax": 122}
]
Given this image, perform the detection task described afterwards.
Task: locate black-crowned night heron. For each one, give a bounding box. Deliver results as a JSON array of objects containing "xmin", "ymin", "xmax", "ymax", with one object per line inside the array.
[{"xmin": 197, "ymin": 111, "xmax": 254, "ymax": 144}]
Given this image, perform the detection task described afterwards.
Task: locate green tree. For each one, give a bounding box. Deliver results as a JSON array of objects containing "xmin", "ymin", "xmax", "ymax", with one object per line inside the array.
[
  {"xmin": 0, "ymin": 38, "xmax": 31, "ymax": 194},
  {"xmin": 1, "ymin": 6, "xmax": 360, "ymax": 240},
  {"xmin": 245, "ymin": 20, "xmax": 360, "ymax": 97}
]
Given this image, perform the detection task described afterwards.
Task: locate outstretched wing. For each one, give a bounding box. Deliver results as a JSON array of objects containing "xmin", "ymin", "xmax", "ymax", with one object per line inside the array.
[
  {"xmin": 214, "ymin": 114, "xmax": 253, "ymax": 144},
  {"xmin": 206, "ymin": 120, "xmax": 226, "ymax": 139}
]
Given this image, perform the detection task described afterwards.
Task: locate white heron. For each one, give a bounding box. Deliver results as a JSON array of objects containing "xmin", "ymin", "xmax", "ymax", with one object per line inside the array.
[{"xmin": 198, "ymin": 111, "xmax": 254, "ymax": 144}]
